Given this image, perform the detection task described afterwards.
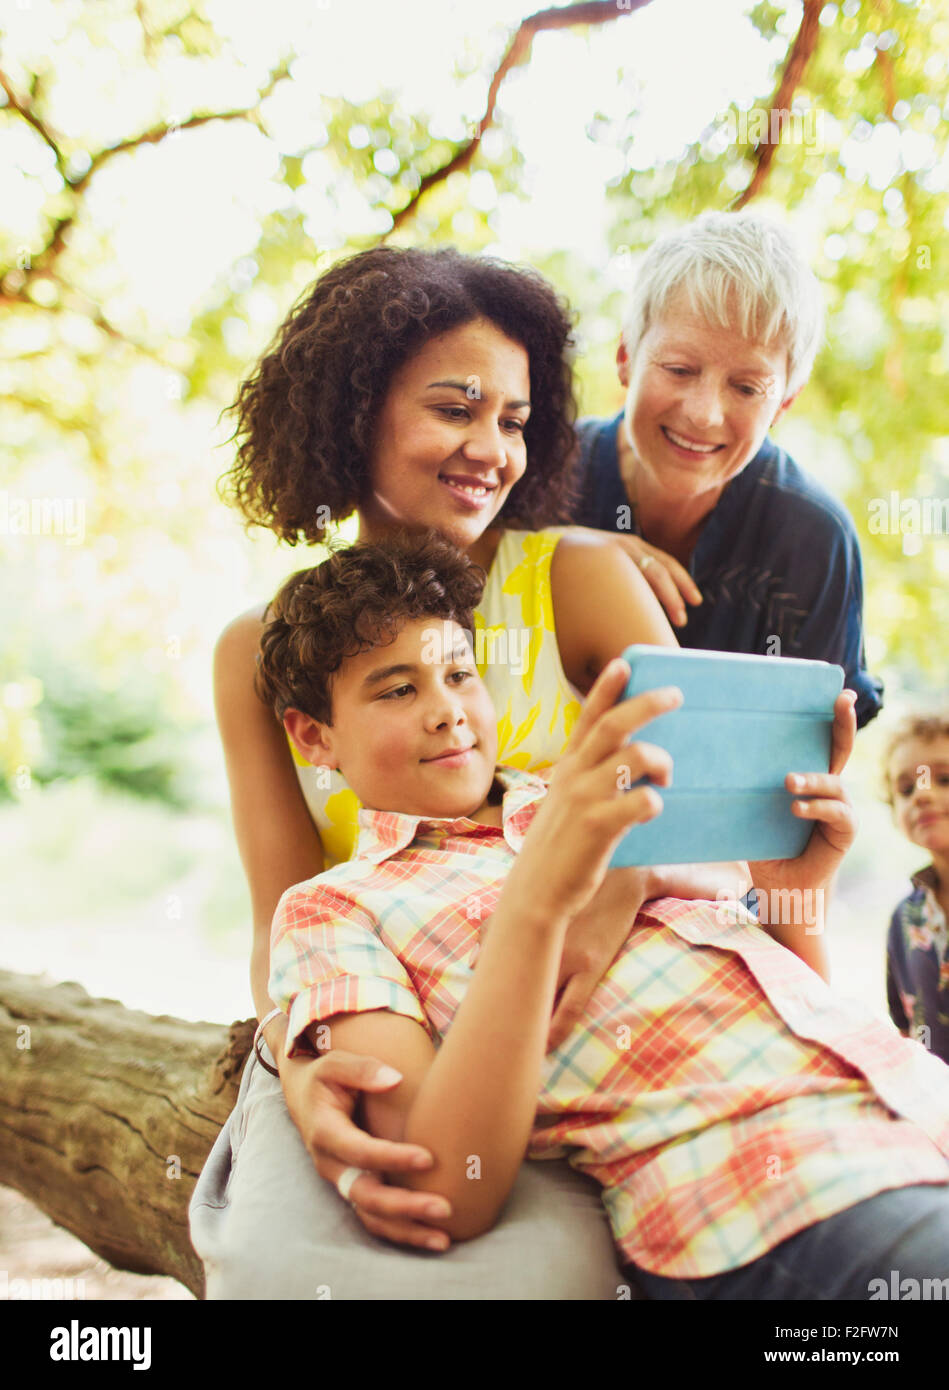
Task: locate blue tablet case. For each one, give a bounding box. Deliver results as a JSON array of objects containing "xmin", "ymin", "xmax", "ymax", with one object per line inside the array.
[{"xmin": 608, "ymin": 646, "xmax": 844, "ymax": 867}]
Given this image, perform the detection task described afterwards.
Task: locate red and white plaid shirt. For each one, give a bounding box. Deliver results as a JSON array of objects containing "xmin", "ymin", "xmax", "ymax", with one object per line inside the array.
[{"xmin": 271, "ymin": 766, "xmax": 949, "ymax": 1277}]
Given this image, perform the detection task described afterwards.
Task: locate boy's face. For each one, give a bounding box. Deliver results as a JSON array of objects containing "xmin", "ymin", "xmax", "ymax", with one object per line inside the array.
[
  {"xmin": 888, "ymin": 735, "xmax": 949, "ymax": 858},
  {"xmin": 287, "ymin": 617, "xmax": 499, "ymax": 819}
]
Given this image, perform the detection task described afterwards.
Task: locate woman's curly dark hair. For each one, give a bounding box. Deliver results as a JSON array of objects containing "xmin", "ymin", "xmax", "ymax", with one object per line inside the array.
[
  {"xmin": 256, "ymin": 529, "xmax": 487, "ymax": 724},
  {"xmin": 220, "ymin": 246, "xmax": 580, "ymax": 545}
]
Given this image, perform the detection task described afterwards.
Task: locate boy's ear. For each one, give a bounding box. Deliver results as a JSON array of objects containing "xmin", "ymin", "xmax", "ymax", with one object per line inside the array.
[{"xmin": 283, "ymin": 708, "xmax": 338, "ymax": 770}]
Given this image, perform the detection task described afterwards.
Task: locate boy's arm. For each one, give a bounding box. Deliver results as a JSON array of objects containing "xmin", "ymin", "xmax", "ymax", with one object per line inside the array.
[{"xmin": 318, "ymin": 878, "xmax": 570, "ymax": 1243}]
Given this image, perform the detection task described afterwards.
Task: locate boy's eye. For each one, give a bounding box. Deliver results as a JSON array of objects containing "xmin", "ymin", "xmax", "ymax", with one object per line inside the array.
[{"xmin": 379, "ymin": 671, "xmax": 473, "ymax": 700}]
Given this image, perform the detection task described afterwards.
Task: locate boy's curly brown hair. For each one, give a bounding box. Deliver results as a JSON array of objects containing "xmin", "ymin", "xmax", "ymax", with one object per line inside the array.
[
  {"xmin": 256, "ymin": 530, "xmax": 488, "ymax": 724},
  {"xmin": 882, "ymin": 712, "xmax": 949, "ymax": 807},
  {"xmin": 220, "ymin": 245, "xmax": 580, "ymax": 545}
]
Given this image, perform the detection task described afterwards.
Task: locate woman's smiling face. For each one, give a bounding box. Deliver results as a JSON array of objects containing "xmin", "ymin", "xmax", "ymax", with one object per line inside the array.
[
  {"xmin": 361, "ymin": 317, "xmax": 531, "ymax": 553},
  {"xmin": 619, "ymin": 288, "xmax": 794, "ymax": 504}
]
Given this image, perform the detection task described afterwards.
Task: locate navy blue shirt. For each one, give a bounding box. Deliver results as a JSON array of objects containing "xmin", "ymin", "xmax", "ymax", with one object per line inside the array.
[
  {"xmin": 887, "ymin": 867, "xmax": 949, "ymax": 1062},
  {"xmin": 570, "ymin": 412, "xmax": 883, "ymax": 729}
]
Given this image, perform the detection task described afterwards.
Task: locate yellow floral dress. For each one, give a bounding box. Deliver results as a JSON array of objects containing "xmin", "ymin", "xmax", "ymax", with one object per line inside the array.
[{"xmin": 290, "ymin": 527, "xmax": 584, "ymax": 868}]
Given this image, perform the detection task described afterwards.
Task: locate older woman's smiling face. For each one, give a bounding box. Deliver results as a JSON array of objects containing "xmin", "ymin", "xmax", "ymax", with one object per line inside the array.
[{"xmin": 619, "ymin": 289, "xmax": 796, "ymax": 505}]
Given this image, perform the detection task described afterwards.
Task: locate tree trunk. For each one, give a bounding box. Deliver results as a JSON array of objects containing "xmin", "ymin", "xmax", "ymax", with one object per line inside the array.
[{"xmin": 0, "ymin": 969, "xmax": 254, "ymax": 1299}]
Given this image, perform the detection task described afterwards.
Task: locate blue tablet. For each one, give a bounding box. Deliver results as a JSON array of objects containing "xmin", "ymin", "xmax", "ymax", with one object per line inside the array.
[{"xmin": 608, "ymin": 646, "xmax": 844, "ymax": 868}]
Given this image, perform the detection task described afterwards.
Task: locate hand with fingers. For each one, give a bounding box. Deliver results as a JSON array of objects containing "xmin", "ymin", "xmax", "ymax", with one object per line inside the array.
[
  {"xmin": 746, "ymin": 689, "xmax": 859, "ymax": 980},
  {"xmin": 610, "ymin": 533, "xmax": 703, "ymax": 629},
  {"xmin": 506, "ymin": 658, "xmax": 682, "ymax": 926},
  {"xmin": 278, "ymin": 1046, "xmax": 453, "ymax": 1251}
]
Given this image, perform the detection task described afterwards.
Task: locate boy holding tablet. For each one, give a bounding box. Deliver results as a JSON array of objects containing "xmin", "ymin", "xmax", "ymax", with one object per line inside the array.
[{"xmin": 261, "ymin": 532, "xmax": 949, "ymax": 1298}]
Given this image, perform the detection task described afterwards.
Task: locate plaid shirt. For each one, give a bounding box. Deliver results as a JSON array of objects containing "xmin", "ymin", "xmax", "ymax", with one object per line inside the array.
[{"xmin": 271, "ymin": 766, "xmax": 949, "ymax": 1278}]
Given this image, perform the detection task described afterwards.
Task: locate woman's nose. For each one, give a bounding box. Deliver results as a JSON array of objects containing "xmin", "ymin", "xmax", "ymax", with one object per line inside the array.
[
  {"xmin": 460, "ymin": 418, "xmax": 506, "ymax": 468},
  {"xmin": 684, "ymin": 380, "xmax": 726, "ymax": 430}
]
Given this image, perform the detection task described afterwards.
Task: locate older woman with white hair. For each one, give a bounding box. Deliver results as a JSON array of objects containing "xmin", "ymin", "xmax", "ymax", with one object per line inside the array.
[{"xmin": 571, "ymin": 211, "xmax": 883, "ymax": 728}]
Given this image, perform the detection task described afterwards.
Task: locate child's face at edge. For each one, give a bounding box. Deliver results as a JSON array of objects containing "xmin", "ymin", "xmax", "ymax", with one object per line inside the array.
[
  {"xmin": 888, "ymin": 735, "xmax": 949, "ymax": 864},
  {"xmin": 285, "ymin": 617, "xmax": 500, "ymax": 820}
]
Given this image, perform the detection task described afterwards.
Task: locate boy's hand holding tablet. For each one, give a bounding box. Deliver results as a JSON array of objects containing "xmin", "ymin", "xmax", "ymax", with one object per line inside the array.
[
  {"xmin": 603, "ymin": 646, "xmax": 859, "ymax": 979},
  {"xmin": 505, "ymin": 661, "xmax": 682, "ymax": 926}
]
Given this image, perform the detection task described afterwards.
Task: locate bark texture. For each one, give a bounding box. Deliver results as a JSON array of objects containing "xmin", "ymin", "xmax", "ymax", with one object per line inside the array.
[{"xmin": 0, "ymin": 969, "xmax": 253, "ymax": 1299}]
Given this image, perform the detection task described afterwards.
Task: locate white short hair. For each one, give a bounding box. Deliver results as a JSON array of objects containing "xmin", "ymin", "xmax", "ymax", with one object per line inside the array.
[{"xmin": 621, "ymin": 211, "xmax": 824, "ymax": 401}]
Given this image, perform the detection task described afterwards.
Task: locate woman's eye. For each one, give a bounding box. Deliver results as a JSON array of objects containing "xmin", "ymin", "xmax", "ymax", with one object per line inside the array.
[
  {"xmin": 665, "ymin": 366, "xmax": 691, "ymax": 377},
  {"xmin": 503, "ymin": 418, "xmax": 527, "ymax": 433},
  {"xmin": 735, "ymin": 384, "xmax": 759, "ymax": 397},
  {"xmin": 438, "ymin": 406, "xmax": 470, "ymax": 421},
  {"xmin": 450, "ymin": 669, "xmax": 474, "ymax": 683}
]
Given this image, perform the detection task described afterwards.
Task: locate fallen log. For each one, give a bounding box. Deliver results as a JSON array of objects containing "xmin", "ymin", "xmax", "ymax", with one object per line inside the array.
[{"xmin": 0, "ymin": 968, "xmax": 254, "ymax": 1299}]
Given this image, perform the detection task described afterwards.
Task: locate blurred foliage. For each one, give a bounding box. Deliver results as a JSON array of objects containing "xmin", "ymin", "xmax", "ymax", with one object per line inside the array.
[
  {"xmin": 0, "ymin": 0, "xmax": 946, "ymax": 813},
  {"xmin": 31, "ymin": 670, "xmax": 197, "ymax": 805}
]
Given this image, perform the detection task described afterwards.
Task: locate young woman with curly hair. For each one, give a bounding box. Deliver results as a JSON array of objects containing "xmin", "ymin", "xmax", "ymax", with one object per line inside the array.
[{"xmin": 192, "ymin": 245, "xmax": 740, "ymax": 1300}]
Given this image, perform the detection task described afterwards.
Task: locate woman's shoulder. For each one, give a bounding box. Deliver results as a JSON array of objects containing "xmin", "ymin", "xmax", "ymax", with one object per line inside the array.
[
  {"xmin": 214, "ymin": 603, "xmax": 268, "ymax": 679},
  {"xmin": 749, "ymin": 439, "xmax": 859, "ymax": 541}
]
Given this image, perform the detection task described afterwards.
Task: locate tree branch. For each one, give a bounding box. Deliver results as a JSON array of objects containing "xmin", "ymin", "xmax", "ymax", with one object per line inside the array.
[
  {"xmin": 0, "ymin": 58, "xmax": 291, "ymax": 332},
  {"xmin": 0, "ymin": 65, "xmax": 66, "ymax": 171},
  {"xmin": 387, "ymin": 0, "xmax": 656, "ymax": 235},
  {"xmin": 0, "ymin": 969, "xmax": 253, "ymax": 1298},
  {"xmin": 730, "ymin": 0, "xmax": 823, "ymax": 211}
]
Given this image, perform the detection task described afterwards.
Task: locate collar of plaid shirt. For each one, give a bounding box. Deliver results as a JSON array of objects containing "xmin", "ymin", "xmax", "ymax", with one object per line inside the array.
[{"xmin": 352, "ymin": 764, "xmax": 550, "ymax": 865}]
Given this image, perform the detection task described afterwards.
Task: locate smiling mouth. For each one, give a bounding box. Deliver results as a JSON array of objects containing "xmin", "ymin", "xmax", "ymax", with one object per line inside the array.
[
  {"xmin": 422, "ymin": 745, "xmax": 475, "ymax": 764},
  {"xmin": 662, "ymin": 427, "xmax": 724, "ymax": 455},
  {"xmin": 439, "ymin": 475, "xmax": 498, "ymax": 500}
]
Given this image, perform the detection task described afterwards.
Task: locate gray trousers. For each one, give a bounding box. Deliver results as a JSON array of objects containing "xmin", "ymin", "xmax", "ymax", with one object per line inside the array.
[{"xmin": 188, "ymin": 1043, "xmax": 631, "ymax": 1300}]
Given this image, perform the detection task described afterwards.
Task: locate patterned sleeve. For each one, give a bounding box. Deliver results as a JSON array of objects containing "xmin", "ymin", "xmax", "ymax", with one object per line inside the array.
[
  {"xmin": 269, "ymin": 883, "xmax": 431, "ymax": 1057},
  {"xmin": 885, "ymin": 905, "xmax": 910, "ymax": 1032}
]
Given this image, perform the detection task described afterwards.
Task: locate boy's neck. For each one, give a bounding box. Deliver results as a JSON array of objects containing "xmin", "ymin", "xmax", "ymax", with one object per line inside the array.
[{"xmin": 468, "ymin": 775, "xmax": 505, "ymax": 826}]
